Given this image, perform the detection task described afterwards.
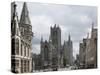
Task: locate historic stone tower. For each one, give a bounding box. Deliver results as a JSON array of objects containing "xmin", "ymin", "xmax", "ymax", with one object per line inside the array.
[
  {"xmin": 63, "ymin": 35, "xmax": 73, "ymax": 66},
  {"xmin": 50, "ymin": 24, "xmax": 61, "ymax": 68},
  {"xmin": 67, "ymin": 35, "xmax": 73, "ymax": 66},
  {"xmin": 11, "ymin": 2, "xmax": 33, "ymax": 73},
  {"xmin": 85, "ymin": 23, "xmax": 97, "ymax": 68},
  {"xmin": 40, "ymin": 38, "xmax": 53, "ymax": 69}
]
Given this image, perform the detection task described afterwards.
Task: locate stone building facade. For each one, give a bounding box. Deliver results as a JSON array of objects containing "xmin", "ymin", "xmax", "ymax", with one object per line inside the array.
[
  {"xmin": 32, "ymin": 54, "xmax": 41, "ymax": 70},
  {"xmin": 85, "ymin": 25, "xmax": 97, "ymax": 68},
  {"xmin": 50, "ymin": 24, "xmax": 61, "ymax": 68},
  {"xmin": 40, "ymin": 24, "xmax": 73, "ymax": 70},
  {"xmin": 75, "ymin": 54, "xmax": 80, "ymax": 68},
  {"xmin": 40, "ymin": 24, "xmax": 62, "ymax": 70},
  {"xmin": 63, "ymin": 35, "xmax": 73, "ymax": 66},
  {"xmin": 79, "ymin": 39, "xmax": 87, "ymax": 68},
  {"xmin": 79, "ymin": 23, "xmax": 97, "ymax": 69},
  {"xmin": 11, "ymin": 2, "xmax": 33, "ymax": 73},
  {"xmin": 41, "ymin": 38, "xmax": 54, "ymax": 69}
]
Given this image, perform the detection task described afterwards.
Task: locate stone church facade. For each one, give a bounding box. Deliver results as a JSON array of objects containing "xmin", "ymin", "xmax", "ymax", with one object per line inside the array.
[
  {"xmin": 41, "ymin": 39, "xmax": 54, "ymax": 69},
  {"xmin": 50, "ymin": 25, "xmax": 61, "ymax": 68},
  {"xmin": 11, "ymin": 2, "xmax": 33, "ymax": 73},
  {"xmin": 41, "ymin": 24, "xmax": 61, "ymax": 70},
  {"xmin": 63, "ymin": 35, "xmax": 73, "ymax": 66},
  {"xmin": 40, "ymin": 24, "xmax": 73, "ymax": 70}
]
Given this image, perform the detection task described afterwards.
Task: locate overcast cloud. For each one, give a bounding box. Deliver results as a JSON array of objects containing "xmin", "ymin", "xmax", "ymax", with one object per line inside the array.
[{"xmin": 15, "ymin": 2, "xmax": 97, "ymax": 58}]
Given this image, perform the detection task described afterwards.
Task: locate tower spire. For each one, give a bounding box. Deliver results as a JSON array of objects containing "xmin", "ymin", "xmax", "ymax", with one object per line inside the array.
[
  {"xmin": 68, "ymin": 34, "xmax": 71, "ymax": 41},
  {"xmin": 13, "ymin": 3, "xmax": 17, "ymax": 16},
  {"xmin": 20, "ymin": 2, "xmax": 31, "ymax": 25},
  {"xmin": 41, "ymin": 36, "xmax": 43, "ymax": 43},
  {"xmin": 54, "ymin": 24, "xmax": 56, "ymax": 28},
  {"xmin": 11, "ymin": 2, "xmax": 20, "ymax": 36}
]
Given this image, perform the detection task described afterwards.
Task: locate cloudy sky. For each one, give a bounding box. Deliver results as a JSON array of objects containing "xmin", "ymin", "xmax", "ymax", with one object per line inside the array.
[{"xmin": 15, "ymin": 2, "xmax": 97, "ymax": 58}]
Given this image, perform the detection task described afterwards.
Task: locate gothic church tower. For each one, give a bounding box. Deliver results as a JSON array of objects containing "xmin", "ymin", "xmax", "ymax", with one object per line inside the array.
[
  {"xmin": 11, "ymin": 2, "xmax": 33, "ymax": 73},
  {"xmin": 50, "ymin": 24, "xmax": 61, "ymax": 68}
]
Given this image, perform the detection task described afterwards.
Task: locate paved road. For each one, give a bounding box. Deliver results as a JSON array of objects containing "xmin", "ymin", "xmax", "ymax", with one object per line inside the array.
[
  {"xmin": 58, "ymin": 68, "xmax": 71, "ymax": 71},
  {"xmin": 33, "ymin": 68, "xmax": 72, "ymax": 72}
]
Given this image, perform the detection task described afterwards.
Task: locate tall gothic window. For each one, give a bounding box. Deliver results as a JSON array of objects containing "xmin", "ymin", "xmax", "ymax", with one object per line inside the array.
[
  {"xmin": 44, "ymin": 45, "xmax": 49, "ymax": 61},
  {"xmin": 26, "ymin": 45, "xmax": 27, "ymax": 57},
  {"xmin": 27, "ymin": 47, "xmax": 29, "ymax": 57},
  {"xmin": 24, "ymin": 45, "xmax": 26, "ymax": 56},
  {"xmin": 27, "ymin": 46, "xmax": 30, "ymax": 57},
  {"xmin": 15, "ymin": 38, "xmax": 19, "ymax": 55},
  {"xmin": 28, "ymin": 47, "xmax": 30, "ymax": 56},
  {"xmin": 21, "ymin": 44, "xmax": 23, "ymax": 56},
  {"xmin": 11, "ymin": 38, "xmax": 15, "ymax": 55}
]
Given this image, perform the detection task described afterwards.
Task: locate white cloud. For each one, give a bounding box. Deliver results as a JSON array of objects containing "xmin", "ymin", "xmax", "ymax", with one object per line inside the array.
[{"xmin": 31, "ymin": 15, "xmax": 54, "ymax": 34}]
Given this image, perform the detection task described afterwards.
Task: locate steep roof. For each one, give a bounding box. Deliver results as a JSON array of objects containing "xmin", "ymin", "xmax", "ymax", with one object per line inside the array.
[{"xmin": 20, "ymin": 2, "xmax": 31, "ymax": 25}]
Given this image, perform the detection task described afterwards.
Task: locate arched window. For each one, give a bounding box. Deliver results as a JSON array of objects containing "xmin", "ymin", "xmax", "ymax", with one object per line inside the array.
[
  {"xmin": 15, "ymin": 38, "xmax": 19, "ymax": 55},
  {"xmin": 44, "ymin": 45, "xmax": 49, "ymax": 61},
  {"xmin": 26, "ymin": 45, "xmax": 27, "ymax": 57},
  {"xmin": 27, "ymin": 45, "xmax": 30, "ymax": 57},
  {"xmin": 24, "ymin": 44, "xmax": 26, "ymax": 56},
  {"xmin": 27, "ymin": 47, "xmax": 29, "ymax": 57},
  {"xmin": 11, "ymin": 38, "xmax": 15, "ymax": 55},
  {"xmin": 21, "ymin": 43, "xmax": 23, "ymax": 56}
]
